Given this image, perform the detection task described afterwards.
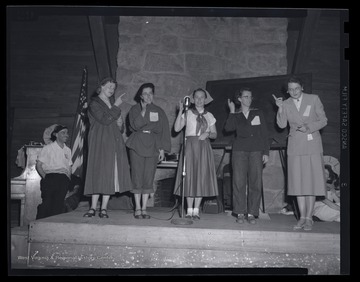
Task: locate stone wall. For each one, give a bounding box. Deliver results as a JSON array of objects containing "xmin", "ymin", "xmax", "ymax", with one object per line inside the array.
[
  {"xmin": 115, "ymin": 16, "xmax": 288, "ymax": 210},
  {"xmin": 116, "ymin": 16, "xmax": 287, "ymax": 151}
]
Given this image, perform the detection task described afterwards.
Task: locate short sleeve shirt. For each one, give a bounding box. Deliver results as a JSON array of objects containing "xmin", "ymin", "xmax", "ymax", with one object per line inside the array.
[
  {"xmin": 184, "ymin": 110, "xmax": 216, "ymax": 137},
  {"xmin": 37, "ymin": 142, "xmax": 72, "ymax": 177}
]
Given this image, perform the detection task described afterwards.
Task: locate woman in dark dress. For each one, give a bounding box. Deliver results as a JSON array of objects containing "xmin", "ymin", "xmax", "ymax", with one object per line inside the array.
[{"xmin": 83, "ymin": 77, "xmax": 132, "ymax": 218}]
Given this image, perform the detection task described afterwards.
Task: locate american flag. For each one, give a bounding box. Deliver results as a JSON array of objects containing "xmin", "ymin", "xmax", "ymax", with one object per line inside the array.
[{"xmin": 70, "ymin": 67, "xmax": 88, "ymax": 178}]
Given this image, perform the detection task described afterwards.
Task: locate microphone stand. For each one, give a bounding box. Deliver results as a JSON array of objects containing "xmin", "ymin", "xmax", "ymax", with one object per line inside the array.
[{"xmin": 171, "ymin": 106, "xmax": 193, "ymax": 225}]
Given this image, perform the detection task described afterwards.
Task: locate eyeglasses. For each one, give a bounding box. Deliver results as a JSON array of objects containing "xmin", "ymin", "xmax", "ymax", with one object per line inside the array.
[{"xmin": 288, "ymin": 87, "xmax": 302, "ymax": 93}]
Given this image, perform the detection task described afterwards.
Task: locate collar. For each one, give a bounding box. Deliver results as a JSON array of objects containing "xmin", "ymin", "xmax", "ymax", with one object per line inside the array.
[
  {"xmin": 52, "ymin": 141, "xmax": 66, "ymax": 149},
  {"xmin": 95, "ymin": 96, "xmax": 112, "ymax": 106},
  {"xmin": 191, "ymin": 108, "xmax": 207, "ymax": 115},
  {"xmin": 292, "ymin": 93, "xmax": 303, "ymax": 103},
  {"xmin": 236, "ymin": 107, "xmax": 257, "ymax": 113}
]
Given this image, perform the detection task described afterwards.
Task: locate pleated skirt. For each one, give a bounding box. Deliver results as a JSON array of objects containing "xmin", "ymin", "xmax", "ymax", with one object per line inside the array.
[
  {"xmin": 173, "ymin": 136, "xmax": 218, "ymax": 197},
  {"xmin": 287, "ymin": 153, "xmax": 326, "ymax": 196}
]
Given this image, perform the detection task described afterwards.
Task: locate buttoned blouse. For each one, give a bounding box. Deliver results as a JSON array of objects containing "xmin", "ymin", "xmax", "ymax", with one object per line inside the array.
[
  {"xmin": 37, "ymin": 141, "xmax": 72, "ymax": 178},
  {"xmin": 292, "ymin": 94, "xmax": 303, "ymax": 111}
]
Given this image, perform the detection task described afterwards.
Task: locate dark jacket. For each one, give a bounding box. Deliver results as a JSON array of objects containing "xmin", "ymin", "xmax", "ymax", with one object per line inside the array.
[
  {"xmin": 126, "ymin": 103, "xmax": 171, "ymax": 157},
  {"xmin": 224, "ymin": 108, "xmax": 269, "ymax": 155}
]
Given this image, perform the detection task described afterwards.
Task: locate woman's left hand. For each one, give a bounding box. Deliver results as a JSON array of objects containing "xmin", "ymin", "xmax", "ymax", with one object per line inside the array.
[
  {"xmin": 198, "ymin": 132, "xmax": 209, "ymax": 140},
  {"xmin": 262, "ymin": 155, "xmax": 269, "ymax": 164},
  {"xmin": 114, "ymin": 93, "xmax": 126, "ymax": 107},
  {"xmin": 116, "ymin": 115, "xmax": 123, "ymax": 127},
  {"xmin": 158, "ymin": 149, "xmax": 165, "ymax": 162},
  {"xmin": 296, "ymin": 124, "xmax": 310, "ymax": 133}
]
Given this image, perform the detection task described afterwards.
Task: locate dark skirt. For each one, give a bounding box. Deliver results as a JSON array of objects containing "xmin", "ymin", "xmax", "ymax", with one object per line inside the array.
[{"xmin": 173, "ymin": 136, "xmax": 218, "ymax": 197}]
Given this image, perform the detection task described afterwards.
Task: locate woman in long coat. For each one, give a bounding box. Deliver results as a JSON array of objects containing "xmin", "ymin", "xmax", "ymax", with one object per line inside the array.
[
  {"xmin": 83, "ymin": 77, "xmax": 132, "ymax": 218},
  {"xmin": 274, "ymin": 76, "xmax": 327, "ymax": 231}
]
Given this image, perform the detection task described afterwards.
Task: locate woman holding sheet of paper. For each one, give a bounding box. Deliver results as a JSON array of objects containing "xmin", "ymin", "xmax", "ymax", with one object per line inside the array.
[
  {"xmin": 224, "ymin": 87, "xmax": 269, "ymax": 225},
  {"xmin": 273, "ymin": 76, "xmax": 327, "ymax": 231}
]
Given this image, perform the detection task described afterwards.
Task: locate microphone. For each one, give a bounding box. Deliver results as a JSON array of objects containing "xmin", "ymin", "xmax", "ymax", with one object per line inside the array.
[{"xmin": 184, "ymin": 96, "xmax": 191, "ymax": 110}]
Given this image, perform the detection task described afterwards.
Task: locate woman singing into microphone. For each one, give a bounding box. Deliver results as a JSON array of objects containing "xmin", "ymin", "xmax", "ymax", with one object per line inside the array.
[{"xmin": 173, "ymin": 88, "xmax": 219, "ymax": 220}]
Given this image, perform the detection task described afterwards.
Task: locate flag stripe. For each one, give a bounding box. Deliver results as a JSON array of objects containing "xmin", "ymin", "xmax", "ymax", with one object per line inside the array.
[{"xmin": 70, "ymin": 67, "xmax": 88, "ymax": 178}]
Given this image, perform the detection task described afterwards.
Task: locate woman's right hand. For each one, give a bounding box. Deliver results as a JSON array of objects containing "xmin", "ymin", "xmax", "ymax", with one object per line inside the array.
[
  {"xmin": 272, "ymin": 94, "xmax": 283, "ymax": 108},
  {"xmin": 140, "ymin": 100, "xmax": 147, "ymax": 117},
  {"xmin": 114, "ymin": 93, "xmax": 126, "ymax": 107},
  {"xmin": 178, "ymin": 100, "xmax": 184, "ymax": 114},
  {"xmin": 227, "ymin": 99, "xmax": 235, "ymax": 113}
]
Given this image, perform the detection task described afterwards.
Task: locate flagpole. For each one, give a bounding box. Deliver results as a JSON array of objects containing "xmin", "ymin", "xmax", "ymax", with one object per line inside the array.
[{"xmin": 70, "ymin": 66, "xmax": 88, "ymax": 179}]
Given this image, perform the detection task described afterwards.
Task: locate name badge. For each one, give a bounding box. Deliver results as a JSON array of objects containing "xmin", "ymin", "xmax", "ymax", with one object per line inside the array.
[
  {"xmin": 307, "ymin": 134, "xmax": 313, "ymax": 141},
  {"xmin": 303, "ymin": 105, "xmax": 311, "ymax": 117},
  {"xmin": 251, "ymin": 115, "xmax": 261, "ymax": 125},
  {"xmin": 149, "ymin": 112, "xmax": 159, "ymax": 122}
]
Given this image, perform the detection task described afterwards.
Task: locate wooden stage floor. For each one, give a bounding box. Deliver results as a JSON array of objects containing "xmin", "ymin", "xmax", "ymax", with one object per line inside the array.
[
  {"xmin": 10, "ymin": 204, "xmax": 341, "ymax": 275},
  {"xmin": 37, "ymin": 204, "xmax": 340, "ymax": 234}
]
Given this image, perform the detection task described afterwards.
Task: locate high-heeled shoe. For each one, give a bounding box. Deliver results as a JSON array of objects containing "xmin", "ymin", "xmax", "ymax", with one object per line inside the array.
[
  {"xmin": 134, "ymin": 209, "xmax": 142, "ymax": 219},
  {"xmin": 293, "ymin": 217, "xmax": 306, "ymax": 230},
  {"xmin": 99, "ymin": 209, "xmax": 109, "ymax": 218},
  {"xmin": 83, "ymin": 208, "xmax": 96, "ymax": 217},
  {"xmin": 303, "ymin": 217, "xmax": 313, "ymax": 231},
  {"xmin": 141, "ymin": 209, "xmax": 150, "ymax": 219}
]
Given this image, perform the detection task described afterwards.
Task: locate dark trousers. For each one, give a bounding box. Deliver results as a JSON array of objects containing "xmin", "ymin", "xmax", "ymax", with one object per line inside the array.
[
  {"xmin": 129, "ymin": 149, "xmax": 158, "ymax": 194},
  {"xmin": 36, "ymin": 173, "xmax": 69, "ymax": 219},
  {"xmin": 232, "ymin": 151, "xmax": 263, "ymax": 217}
]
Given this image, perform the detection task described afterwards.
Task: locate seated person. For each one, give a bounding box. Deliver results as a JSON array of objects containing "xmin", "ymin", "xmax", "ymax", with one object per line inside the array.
[
  {"xmin": 313, "ymin": 164, "xmax": 340, "ymax": 222},
  {"xmin": 36, "ymin": 124, "xmax": 72, "ymax": 219}
]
